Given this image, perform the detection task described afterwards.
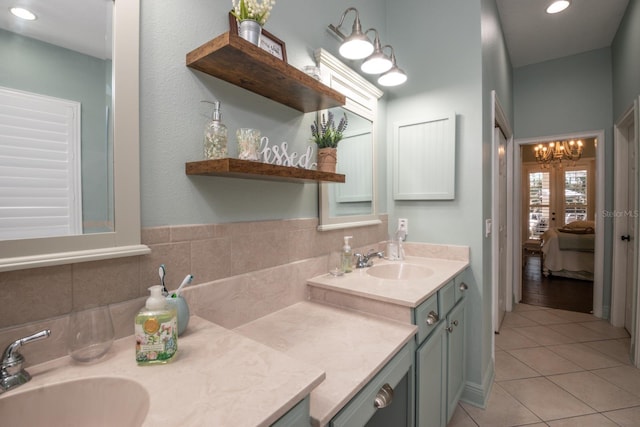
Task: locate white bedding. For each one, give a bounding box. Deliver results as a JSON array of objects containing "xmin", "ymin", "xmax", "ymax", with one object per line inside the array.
[{"xmin": 541, "ymin": 228, "xmax": 594, "ymax": 281}]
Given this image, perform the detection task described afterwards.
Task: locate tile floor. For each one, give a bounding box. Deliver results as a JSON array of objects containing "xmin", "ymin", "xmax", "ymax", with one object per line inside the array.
[{"xmin": 448, "ymin": 303, "xmax": 640, "ymax": 427}]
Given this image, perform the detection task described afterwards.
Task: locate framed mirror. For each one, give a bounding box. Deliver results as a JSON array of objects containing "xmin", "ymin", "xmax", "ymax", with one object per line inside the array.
[
  {"xmin": 315, "ymin": 49, "xmax": 383, "ymax": 231},
  {"xmin": 0, "ymin": 0, "xmax": 149, "ymax": 271}
]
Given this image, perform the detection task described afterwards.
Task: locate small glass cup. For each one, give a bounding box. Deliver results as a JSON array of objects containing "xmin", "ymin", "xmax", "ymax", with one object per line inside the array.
[
  {"xmin": 66, "ymin": 305, "xmax": 115, "ymax": 363},
  {"xmin": 236, "ymin": 128, "xmax": 261, "ymax": 161}
]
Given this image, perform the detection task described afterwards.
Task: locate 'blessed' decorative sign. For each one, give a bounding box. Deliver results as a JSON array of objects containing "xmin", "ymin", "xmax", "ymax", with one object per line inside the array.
[{"xmin": 259, "ymin": 137, "xmax": 316, "ymax": 170}]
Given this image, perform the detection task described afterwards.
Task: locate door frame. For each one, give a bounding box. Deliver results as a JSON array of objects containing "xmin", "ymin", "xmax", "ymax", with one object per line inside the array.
[
  {"xmin": 612, "ymin": 103, "xmax": 637, "ymax": 328},
  {"xmin": 491, "ymin": 91, "xmax": 513, "ymax": 335},
  {"xmin": 513, "ymin": 130, "xmax": 605, "ymax": 318}
]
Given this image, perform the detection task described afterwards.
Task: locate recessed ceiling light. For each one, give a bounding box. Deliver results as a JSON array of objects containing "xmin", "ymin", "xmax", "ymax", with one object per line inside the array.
[
  {"xmin": 546, "ymin": 0, "xmax": 571, "ymax": 14},
  {"xmin": 9, "ymin": 7, "xmax": 37, "ymax": 20}
]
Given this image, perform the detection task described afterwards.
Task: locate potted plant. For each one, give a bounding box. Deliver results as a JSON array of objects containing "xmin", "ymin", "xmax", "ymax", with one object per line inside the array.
[
  {"xmin": 231, "ymin": 0, "xmax": 276, "ymax": 45},
  {"xmin": 310, "ymin": 111, "xmax": 348, "ymax": 173}
]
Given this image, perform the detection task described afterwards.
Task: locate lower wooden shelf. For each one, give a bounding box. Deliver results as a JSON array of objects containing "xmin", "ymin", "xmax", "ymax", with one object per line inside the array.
[{"xmin": 185, "ymin": 158, "xmax": 345, "ymax": 184}]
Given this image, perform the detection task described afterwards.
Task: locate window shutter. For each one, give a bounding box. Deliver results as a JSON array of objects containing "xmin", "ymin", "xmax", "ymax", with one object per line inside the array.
[{"xmin": 0, "ymin": 87, "xmax": 81, "ymax": 240}]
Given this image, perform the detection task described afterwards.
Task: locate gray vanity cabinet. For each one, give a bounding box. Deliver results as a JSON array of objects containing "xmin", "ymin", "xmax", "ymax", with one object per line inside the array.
[
  {"xmin": 415, "ymin": 271, "xmax": 467, "ymax": 427},
  {"xmin": 330, "ymin": 341, "xmax": 415, "ymax": 427},
  {"xmin": 271, "ymin": 397, "xmax": 311, "ymax": 427}
]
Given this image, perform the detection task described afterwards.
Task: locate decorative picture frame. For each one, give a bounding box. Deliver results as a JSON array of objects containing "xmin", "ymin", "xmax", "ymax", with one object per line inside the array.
[{"xmin": 228, "ymin": 12, "xmax": 288, "ymax": 62}]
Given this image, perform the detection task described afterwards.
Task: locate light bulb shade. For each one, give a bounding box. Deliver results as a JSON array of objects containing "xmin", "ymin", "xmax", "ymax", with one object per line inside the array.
[
  {"xmin": 361, "ymin": 52, "xmax": 393, "ymax": 74},
  {"xmin": 546, "ymin": 0, "xmax": 570, "ymax": 14},
  {"xmin": 339, "ymin": 35, "xmax": 374, "ymax": 60},
  {"xmin": 378, "ymin": 67, "xmax": 407, "ymax": 86}
]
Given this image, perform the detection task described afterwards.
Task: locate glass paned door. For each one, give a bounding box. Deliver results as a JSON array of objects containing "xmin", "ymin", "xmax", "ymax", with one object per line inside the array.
[
  {"xmin": 563, "ymin": 170, "xmax": 588, "ymax": 224},
  {"xmin": 528, "ymin": 171, "xmax": 550, "ymax": 239}
]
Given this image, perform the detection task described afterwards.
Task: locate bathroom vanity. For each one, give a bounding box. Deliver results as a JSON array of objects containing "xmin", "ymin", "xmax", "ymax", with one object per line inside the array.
[
  {"xmin": 307, "ymin": 243, "xmax": 469, "ymax": 427},
  {"xmin": 0, "ymin": 243, "xmax": 469, "ymax": 427}
]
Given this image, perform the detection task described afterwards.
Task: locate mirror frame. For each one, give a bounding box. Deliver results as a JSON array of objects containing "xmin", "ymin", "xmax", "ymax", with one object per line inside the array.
[
  {"xmin": 315, "ymin": 49, "xmax": 383, "ymax": 231},
  {"xmin": 0, "ymin": 0, "xmax": 149, "ymax": 271}
]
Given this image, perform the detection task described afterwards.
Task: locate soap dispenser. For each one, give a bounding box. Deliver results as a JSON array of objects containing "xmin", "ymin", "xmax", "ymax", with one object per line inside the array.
[
  {"xmin": 341, "ymin": 236, "xmax": 353, "ymax": 273},
  {"xmin": 135, "ymin": 285, "xmax": 178, "ymax": 365},
  {"xmin": 203, "ymin": 100, "xmax": 228, "ymax": 160}
]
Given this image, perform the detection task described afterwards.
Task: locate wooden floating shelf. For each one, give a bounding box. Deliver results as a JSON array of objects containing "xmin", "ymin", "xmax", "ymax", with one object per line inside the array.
[
  {"xmin": 186, "ymin": 158, "xmax": 346, "ymax": 184},
  {"xmin": 186, "ymin": 32, "xmax": 346, "ymax": 113}
]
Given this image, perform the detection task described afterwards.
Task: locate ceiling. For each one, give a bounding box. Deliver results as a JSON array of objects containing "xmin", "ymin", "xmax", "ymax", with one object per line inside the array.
[
  {"xmin": 0, "ymin": 1, "xmax": 630, "ymax": 69},
  {"xmin": 0, "ymin": 0, "xmax": 112, "ymax": 59},
  {"xmin": 496, "ymin": 0, "xmax": 629, "ymax": 68}
]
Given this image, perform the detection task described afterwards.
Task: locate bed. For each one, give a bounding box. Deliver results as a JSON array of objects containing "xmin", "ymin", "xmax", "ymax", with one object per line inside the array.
[{"xmin": 541, "ymin": 220, "xmax": 595, "ymax": 281}]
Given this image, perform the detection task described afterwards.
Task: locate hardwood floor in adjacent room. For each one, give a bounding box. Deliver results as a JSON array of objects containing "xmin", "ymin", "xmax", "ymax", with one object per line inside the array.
[{"xmin": 521, "ymin": 254, "xmax": 594, "ymax": 313}]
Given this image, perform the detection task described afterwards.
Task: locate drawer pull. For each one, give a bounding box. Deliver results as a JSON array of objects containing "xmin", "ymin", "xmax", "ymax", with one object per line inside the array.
[
  {"xmin": 373, "ymin": 383, "xmax": 394, "ymax": 409},
  {"xmin": 459, "ymin": 282, "xmax": 468, "ymax": 292},
  {"xmin": 426, "ymin": 311, "xmax": 439, "ymax": 325}
]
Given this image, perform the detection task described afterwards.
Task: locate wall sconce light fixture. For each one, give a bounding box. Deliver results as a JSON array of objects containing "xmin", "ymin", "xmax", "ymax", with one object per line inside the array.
[
  {"xmin": 328, "ymin": 8, "xmax": 407, "ymax": 86},
  {"xmin": 328, "ymin": 7, "xmax": 374, "ymax": 60},
  {"xmin": 360, "ymin": 29, "xmax": 393, "ymax": 74},
  {"xmin": 378, "ymin": 47, "xmax": 407, "ymax": 87}
]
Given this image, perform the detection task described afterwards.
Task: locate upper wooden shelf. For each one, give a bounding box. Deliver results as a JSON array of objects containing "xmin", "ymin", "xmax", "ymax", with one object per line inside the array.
[
  {"xmin": 186, "ymin": 32, "xmax": 346, "ymax": 113},
  {"xmin": 186, "ymin": 158, "xmax": 346, "ymax": 184}
]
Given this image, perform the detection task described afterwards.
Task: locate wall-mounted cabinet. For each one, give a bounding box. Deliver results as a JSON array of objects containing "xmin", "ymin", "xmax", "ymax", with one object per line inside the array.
[{"xmin": 186, "ymin": 32, "xmax": 346, "ymax": 113}]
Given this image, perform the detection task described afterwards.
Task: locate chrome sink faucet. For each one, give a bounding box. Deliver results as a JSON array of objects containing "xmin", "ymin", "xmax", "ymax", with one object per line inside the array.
[
  {"xmin": 354, "ymin": 249, "xmax": 384, "ymax": 268},
  {"xmin": 1, "ymin": 329, "xmax": 50, "ymax": 394}
]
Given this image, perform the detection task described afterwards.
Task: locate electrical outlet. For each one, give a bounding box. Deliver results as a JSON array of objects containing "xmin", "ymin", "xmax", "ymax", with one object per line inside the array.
[{"xmin": 398, "ymin": 218, "xmax": 408, "ymax": 234}]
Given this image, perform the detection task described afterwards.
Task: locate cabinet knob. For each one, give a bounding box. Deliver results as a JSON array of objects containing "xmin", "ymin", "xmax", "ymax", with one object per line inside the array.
[
  {"xmin": 426, "ymin": 311, "xmax": 439, "ymax": 325},
  {"xmin": 373, "ymin": 383, "xmax": 394, "ymax": 409},
  {"xmin": 459, "ymin": 282, "xmax": 468, "ymax": 292},
  {"xmin": 446, "ymin": 326, "xmax": 454, "ymax": 333}
]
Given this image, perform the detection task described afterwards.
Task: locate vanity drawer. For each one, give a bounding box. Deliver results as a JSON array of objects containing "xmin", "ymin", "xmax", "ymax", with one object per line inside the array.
[
  {"xmin": 414, "ymin": 293, "xmax": 440, "ymax": 344},
  {"xmin": 439, "ymin": 279, "xmax": 456, "ymax": 316},
  {"xmin": 330, "ymin": 341, "xmax": 414, "ymax": 427}
]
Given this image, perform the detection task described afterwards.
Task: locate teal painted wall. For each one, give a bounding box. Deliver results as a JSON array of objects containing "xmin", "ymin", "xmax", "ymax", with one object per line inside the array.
[
  {"xmin": 139, "ymin": 0, "xmax": 387, "ymax": 227},
  {"xmin": 612, "ymin": 0, "xmax": 640, "ymax": 118},
  {"xmin": 481, "ymin": 0, "xmax": 513, "ymax": 398},
  {"xmin": 0, "ymin": 29, "xmax": 112, "ymax": 230},
  {"xmin": 513, "ymin": 48, "xmax": 614, "ymax": 315},
  {"xmin": 383, "ymin": 0, "xmax": 510, "ymax": 405}
]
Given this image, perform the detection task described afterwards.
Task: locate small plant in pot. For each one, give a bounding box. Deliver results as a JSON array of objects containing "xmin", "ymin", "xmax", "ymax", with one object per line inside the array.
[{"xmin": 310, "ymin": 111, "xmax": 348, "ymax": 173}]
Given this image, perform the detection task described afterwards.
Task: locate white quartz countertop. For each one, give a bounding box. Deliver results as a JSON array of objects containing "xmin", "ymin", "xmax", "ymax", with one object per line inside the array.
[
  {"xmin": 3, "ymin": 316, "xmax": 325, "ymax": 427},
  {"xmin": 307, "ymin": 256, "xmax": 469, "ymax": 308},
  {"xmin": 234, "ymin": 301, "xmax": 417, "ymax": 427}
]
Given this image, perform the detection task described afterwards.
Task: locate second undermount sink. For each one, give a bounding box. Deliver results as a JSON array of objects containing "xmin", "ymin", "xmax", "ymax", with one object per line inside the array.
[
  {"xmin": 0, "ymin": 377, "xmax": 150, "ymax": 427},
  {"xmin": 366, "ymin": 263, "xmax": 433, "ymax": 280}
]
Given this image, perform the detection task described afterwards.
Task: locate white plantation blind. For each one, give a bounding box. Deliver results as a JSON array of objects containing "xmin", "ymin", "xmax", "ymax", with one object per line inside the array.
[{"xmin": 0, "ymin": 86, "xmax": 82, "ymax": 240}]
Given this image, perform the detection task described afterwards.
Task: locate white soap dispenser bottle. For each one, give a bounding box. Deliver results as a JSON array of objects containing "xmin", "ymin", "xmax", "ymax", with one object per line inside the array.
[
  {"xmin": 341, "ymin": 236, "xmax": 353, "ymax": 273},
  {"xmin": 203, "ymin": 100, "xmax": 228, "ymax": 160}
]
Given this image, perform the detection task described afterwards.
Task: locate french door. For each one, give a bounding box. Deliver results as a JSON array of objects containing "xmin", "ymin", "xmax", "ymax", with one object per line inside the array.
[{"xmin": 523, "ymin": 161, "xmax": 595, "ymax": 242}]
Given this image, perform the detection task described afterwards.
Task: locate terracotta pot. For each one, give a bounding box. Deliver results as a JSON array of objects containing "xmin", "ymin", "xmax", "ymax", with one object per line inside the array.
[{"xmin": 317, "ymin": 148, "xmax": 337, "ymax": 173}]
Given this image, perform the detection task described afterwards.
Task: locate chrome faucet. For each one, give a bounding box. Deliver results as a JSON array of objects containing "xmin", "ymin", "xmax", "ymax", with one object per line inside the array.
[
  {"xmin": 354, "ymin": 249, "xmax": 384, "ymax": 268},
  {"xmin": 1, "ymin": 329, "xmax": 50, "ymax": 394}
]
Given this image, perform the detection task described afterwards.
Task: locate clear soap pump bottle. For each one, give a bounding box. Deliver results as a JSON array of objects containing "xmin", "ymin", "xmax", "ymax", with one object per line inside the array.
[
  {"xmin": 202, "ymin": 100, "xmax": 228, "ymax": 160},
  {"xmin": 341, "ymin": 236, "xmax": 353, "ymax": 273}
]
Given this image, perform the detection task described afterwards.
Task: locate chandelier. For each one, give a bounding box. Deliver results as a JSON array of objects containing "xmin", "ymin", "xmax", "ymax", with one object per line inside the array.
[{"xmin": 534, "ymin": 140, "xmax": 583, "ymax": 167}]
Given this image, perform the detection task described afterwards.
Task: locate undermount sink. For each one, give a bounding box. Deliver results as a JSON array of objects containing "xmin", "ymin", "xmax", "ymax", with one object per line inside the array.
[
  {"xmin": 366, "ymin": 263, "xmax": 433, "ymax": 280},
  {"xmin": 0, "ymin": 377, "xmax": 150, "ymax": 427}
]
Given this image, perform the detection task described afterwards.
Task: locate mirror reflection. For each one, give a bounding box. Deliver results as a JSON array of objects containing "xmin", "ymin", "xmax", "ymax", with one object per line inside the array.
[
  {"xmin": 327, "ymin": 107, "xmax": 373, "ymax": 217},
  {"xmin": 315, "ymin": 48, "xmax": 382, "ymax": 231},
  {"xmin": 0, "ymin": 0, "xmax": 114, "ymax": 240}
]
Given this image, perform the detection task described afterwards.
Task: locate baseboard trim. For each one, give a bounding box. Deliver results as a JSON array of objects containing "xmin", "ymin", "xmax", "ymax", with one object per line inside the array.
[{"xmin": 460, "ymin": 360, "xmax": 494, "ymax": 409}]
